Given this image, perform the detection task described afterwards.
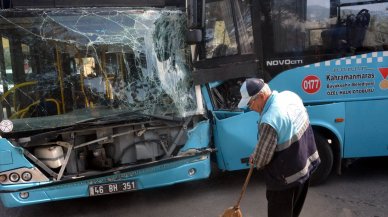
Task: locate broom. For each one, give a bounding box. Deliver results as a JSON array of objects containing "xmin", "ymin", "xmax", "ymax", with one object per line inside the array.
[{"xmin": 221, "ymin": 164, "xmax": 254, "ymax": 217}]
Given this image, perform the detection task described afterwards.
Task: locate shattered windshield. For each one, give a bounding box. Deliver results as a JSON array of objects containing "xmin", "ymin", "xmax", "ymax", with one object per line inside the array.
[{"xmin": 0, "ymin": 8, "xmax": 198, "ymax": 132}]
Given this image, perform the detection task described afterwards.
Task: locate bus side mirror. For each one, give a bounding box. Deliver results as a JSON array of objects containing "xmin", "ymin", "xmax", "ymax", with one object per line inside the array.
[{"xmin": 186, "ymin": 29, "xmax": 202, "ymax": 44}]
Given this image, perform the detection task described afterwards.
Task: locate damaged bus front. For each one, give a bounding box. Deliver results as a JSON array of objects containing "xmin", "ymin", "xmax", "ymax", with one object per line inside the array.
[{"xmin": 0, "ymin": 7, "xmax": 211, "ymax": 207}]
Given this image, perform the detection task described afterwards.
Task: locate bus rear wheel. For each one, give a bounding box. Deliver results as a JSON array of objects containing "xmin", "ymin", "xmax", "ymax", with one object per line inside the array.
[{"xmin": 310, "ymin": 132, "xmax": 334, "ymax": 185}]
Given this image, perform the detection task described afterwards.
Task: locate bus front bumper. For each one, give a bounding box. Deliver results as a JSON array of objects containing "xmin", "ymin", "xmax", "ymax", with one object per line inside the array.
[{"xmin": 0, "ymin": 152, "xmax": 211, "ymax": 208}]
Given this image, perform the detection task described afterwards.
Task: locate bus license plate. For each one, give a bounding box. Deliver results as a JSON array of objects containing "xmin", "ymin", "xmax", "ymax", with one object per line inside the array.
[{"xmin": 89, "ymin": 181, "xmax": 137, "ymax": 196}]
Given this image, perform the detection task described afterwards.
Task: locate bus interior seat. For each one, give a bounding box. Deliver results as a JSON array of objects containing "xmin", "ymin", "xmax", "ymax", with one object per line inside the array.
[{"xmin": 321, "ymin": 9, "xmax": 370, "ymax": 52}]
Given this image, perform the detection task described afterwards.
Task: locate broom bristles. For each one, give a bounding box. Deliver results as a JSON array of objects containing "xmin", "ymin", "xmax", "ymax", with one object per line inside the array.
[{"xmin": 220, "ymin": 206, "xmax": 243, "ymax": 217}]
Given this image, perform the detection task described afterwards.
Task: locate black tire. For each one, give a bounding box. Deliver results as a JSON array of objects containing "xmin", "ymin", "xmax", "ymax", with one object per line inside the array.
[{"xmin": 310, "ymin": 132, "xmax": 334, "ymax": 186}]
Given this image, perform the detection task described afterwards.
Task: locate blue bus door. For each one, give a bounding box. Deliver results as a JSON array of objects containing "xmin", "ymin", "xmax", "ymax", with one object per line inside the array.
[{"xmin": 212, "ymin": 110, "xmax": 259, "ymax": 171}]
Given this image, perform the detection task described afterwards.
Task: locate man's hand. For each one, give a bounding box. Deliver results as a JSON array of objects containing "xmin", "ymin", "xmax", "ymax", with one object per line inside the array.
[{"xmin": 249, "ymin": 154, "xmax": 255, "ymax": 166}]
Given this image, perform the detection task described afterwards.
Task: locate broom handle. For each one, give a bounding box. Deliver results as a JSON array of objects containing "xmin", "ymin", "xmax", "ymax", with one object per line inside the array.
[{"xmin": 235, "ymin": 164, "xmax": 254, "ymax": 207}]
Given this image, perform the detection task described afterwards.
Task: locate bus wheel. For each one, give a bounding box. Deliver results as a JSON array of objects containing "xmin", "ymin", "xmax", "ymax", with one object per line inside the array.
[{"xmin": 310, "ymin": 132, "xmax": 333, "ymax": 186}]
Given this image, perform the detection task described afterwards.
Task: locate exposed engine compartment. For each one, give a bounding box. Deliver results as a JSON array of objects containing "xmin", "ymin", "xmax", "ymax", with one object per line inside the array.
[
  {"xmin": 209, "ymin": 78, "xmax": 245, "ymax": 110},
  {"xmin": 10, "ymin": 114, "xmax": 199, "ymax": 181}
]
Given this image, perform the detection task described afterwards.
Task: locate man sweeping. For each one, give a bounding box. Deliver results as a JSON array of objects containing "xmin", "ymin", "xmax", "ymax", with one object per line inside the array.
[{"xmin": 238, "ymin": 78, "xmax": 321, "ymax": 217}]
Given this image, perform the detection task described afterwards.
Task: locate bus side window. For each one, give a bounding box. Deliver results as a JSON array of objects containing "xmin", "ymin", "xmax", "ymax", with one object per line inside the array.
[
  {"xmin": 268, "ymin": 0, "xmax": 388, "ymax": 63},
  {"xmin": 204, "ymin": 0, "xmax": 254, "ymax": 59},
  {"xmin": 205, "ymin": 1, "xmax": 238, "ymax": 58},
  {"xmin": 353, "ymin": 4, "xmax": 388, "ymax": 51},
  {"xmin": 323, "ymin": 2, "xmax": 388, "ymax": 54}
]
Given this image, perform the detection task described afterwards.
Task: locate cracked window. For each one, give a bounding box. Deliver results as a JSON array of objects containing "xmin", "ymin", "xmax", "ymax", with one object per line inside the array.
[{"xmin": 0, "ymin": 8, "xmax": 198, "ymax": 132}]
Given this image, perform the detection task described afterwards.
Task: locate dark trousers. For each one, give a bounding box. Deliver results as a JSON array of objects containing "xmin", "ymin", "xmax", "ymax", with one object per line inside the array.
[{"xmin": 266, "ymin": 179, "xmax": 310, "ymax": 217}]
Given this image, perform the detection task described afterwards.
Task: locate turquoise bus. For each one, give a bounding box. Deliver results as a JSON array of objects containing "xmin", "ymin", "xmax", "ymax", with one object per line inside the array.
[{"xmin": 0, "ymin": 0, "xmax": 387, "ymax": 207}]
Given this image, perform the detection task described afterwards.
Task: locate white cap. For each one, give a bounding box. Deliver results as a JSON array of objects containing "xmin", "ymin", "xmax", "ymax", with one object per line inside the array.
[{"xmin": 237, "ymin": 78, "xmax": 265, "ymax": 109}]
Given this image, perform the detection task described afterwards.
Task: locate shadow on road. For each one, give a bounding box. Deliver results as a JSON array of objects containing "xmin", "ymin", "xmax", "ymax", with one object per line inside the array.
[{"xmin": 1, "ymin": 157, "xmax": 387, "ymax": 217}]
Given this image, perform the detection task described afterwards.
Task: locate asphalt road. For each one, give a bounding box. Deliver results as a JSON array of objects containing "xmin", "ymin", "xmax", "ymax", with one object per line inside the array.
[{"xmin": 1, "ymin": 157, "xmax": 388, "ymax": 217}]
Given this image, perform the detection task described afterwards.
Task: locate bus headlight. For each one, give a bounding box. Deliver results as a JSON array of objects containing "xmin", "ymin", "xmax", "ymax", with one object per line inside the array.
[
  {"xmin": 9, "ymin": 173, "xmax": 20, "ymax": 182},
  {"xmin": 0, "ymin": 174, "xmax": 7, "ymax": 182},
  {"xmin": 0, "ymin": 167, "xmax": 49, "ymax": 184},
  {"xmin": 21, "ymin": 172, "xmax": 32, "ymax": 181}
]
